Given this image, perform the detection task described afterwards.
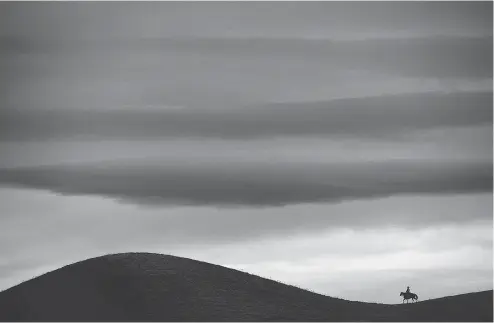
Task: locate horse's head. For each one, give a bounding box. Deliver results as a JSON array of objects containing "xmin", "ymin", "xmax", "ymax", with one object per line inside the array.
[{"xmin": 400, "ymin": 292, "xmax": 404, "ymax": 296}]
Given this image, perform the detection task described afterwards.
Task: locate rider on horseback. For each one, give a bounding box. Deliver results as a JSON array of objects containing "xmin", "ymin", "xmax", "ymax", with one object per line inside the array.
[{"xmin": 400, "ymin": 286, "xmax": 418, "ymax": 303}]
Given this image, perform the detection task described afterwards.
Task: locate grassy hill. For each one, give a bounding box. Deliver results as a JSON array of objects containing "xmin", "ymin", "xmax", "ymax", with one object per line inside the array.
[{"xmin": 0, "ymin": 252, "xmax": 491, "ymax": 321}]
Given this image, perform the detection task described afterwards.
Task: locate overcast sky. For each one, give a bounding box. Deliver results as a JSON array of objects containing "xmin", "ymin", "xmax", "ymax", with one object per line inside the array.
[{"xmin": 0, "ymin": 2, "xmax": 492, "ymax": 304}]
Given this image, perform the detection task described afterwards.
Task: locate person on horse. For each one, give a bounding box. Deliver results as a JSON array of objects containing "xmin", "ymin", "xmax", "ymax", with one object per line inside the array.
[{"xmin": 401, "ymin": 286, "xmax": 418, "ymax": 303}]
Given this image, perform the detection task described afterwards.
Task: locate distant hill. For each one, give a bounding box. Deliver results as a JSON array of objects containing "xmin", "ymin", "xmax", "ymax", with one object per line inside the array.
[{"xmin": 0, "ymin": 252, "xmax": 491, "ymax": 321}]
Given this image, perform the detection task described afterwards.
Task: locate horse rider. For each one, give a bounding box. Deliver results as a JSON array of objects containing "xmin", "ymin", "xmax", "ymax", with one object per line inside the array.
[{"xmin": 406, "ymin": 286, "xmax": 411, "ymax": 294}]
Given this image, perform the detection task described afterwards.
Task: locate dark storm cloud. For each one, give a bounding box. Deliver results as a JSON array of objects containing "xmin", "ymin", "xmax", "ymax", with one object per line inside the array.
[
  {"xmin": 0, "ymin": 159, "xmax": 490, "ymax": 207},
  {"xmin": 127, "ymin": 36, "xmax": 493, "ymax": 79},
  {"xmin": 0, "ymin": 3, "xmax": 491, "ymax": 98},
  {"xmin": 0, "ymin": 91, "xmax": 491, "ymax": 141},
  {"xmin": 1, "ymin": 2, "xmax": 491, "ymax": 41},
  {"xmin": 1, "ymin": 35, "xmax": 491, "ymax": 79}
]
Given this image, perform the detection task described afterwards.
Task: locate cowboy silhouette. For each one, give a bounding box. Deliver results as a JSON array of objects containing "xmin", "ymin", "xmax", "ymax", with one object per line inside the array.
[{"xmin": 400, "ymin": 286, "xmax": 418, "ymax": 303}]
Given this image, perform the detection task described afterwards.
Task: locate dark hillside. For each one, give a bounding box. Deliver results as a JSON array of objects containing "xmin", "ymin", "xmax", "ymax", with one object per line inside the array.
[{"xmin": 0, "ymin": 253, "xmax": 491, "ymax": 321}]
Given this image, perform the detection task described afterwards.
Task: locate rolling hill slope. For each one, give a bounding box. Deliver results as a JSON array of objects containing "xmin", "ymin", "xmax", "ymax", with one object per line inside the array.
[{"xmin": 0, "ymin": 252, "xmax": 491, "ymax": 321}]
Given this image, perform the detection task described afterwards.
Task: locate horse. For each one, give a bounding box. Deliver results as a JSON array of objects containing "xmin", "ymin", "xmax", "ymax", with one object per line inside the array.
[{"xmin": 400, "ymin": 291, "xmax": 418, "ymax": 303}]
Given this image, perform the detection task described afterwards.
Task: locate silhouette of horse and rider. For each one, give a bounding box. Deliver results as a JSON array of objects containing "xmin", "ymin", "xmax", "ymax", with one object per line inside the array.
[{"xmin": 400, "ymin": 286, "xmax": 418, "ymax": 303}]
